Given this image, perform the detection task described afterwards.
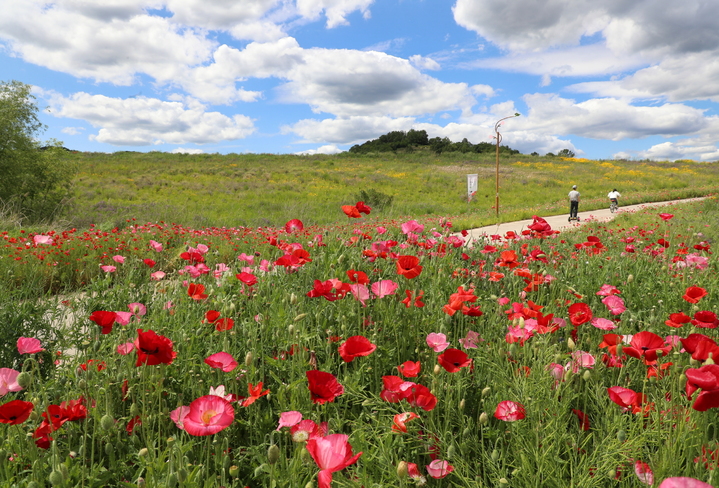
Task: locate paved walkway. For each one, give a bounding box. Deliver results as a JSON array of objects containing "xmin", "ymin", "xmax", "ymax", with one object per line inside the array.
[{"xmin": 462, "ymin": 197, "xmax": 707, "ymax": 244}]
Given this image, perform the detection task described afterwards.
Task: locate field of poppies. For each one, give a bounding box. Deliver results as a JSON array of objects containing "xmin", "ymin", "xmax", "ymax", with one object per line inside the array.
[{"xmin": 2, "ymin": 197, "xmax": 719, "ymax": 487}]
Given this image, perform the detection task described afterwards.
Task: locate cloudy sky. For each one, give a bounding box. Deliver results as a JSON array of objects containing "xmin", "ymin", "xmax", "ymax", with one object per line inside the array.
[{"xmin": 2, "ymin": 0, "xmax": 719, "ymax": 160}]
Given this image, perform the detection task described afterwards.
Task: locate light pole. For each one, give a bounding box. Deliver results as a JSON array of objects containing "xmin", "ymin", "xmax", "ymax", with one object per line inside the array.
[{"xmin": 494, "ymin": 113, "xmax": 520, "ymax": 221}]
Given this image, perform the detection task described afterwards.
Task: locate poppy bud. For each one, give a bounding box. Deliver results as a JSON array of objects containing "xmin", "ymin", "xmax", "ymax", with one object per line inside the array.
[
  {"xmin": 517, "ymin": 317, "xmax": 525, "ymax": 329},
  {"xmin": 567, "ymin": 338, "xmax": 576, "ymax": 351},
  {"xmin": 267, "ymin": 444, "xmax": 280, "ymax": 464},
  {"xmin": 27, "ymin": 482, "xmax": 39, "ymax": 488},
  {"xmin": 679, "ymin": 373, "xmax": 687, "ymax": 385},
  {"xmin": 690, "ymin": 358, "xmax": 700, "ymax": 367},
  {"xmin": 137, "ymin": 477, "xmax": 146, "ymax": 487},
  {"xmin": 617, "ymin": 430, "xmax": 626, "ymax": 442},
  {"xmin": 479, "ymin": 412, "xmax": 489, "ymax": 425},
  {"xmin": 166, "ymin": 473, "xmax": 178, "ymax": 488},
  {"xmin": 397, "ymin": 461, "xmax": 409, "ymax": 478},
  {"xmin": 48, "ymin": 471, "xmax": 64, "ymax": 487},
  {"xmin": 78, "ymin": 379, "xmax": 87, "ymax": 389},
  {"xmin": 447, "ymin": 445, "xmax": 456, "ymax": 459},
  {"xmin": 508, "ymin": 344, "xmax": 518, "ymax": 356},
  {"xmin": 582, "ymin": 370, "xmax": 591, "ymax": 381},
  {"xmin": 138, "ymin": 448, "xmax": 149, "ymax": 457},
  {"xmin": 100, "ymin": 414, "xmax": 115, "ymax": 431},
  {"xmin": 433, "ymin": 364, "xmax": 441, "ymax": 375},
  {"xmin": 229, "ymin": 466, "xmax": 240, "ymax": 477},
  {"xmin": 254, "ymin": 464, "xmax": 267, "ymax": 477},
  {"xmin": 305, "ymin": 483, "xmax": 314, "ymax": 488},
  {"xmin": 294, "ymin": 313, "xmax": 308, "ymax": 323},
  {"xmin": 563, "ymin": 369, "xmax": 573, "ymax": 382},
  {"xmin": 499, "ymin": 478, "xmax": 509, "ymax": 485},
  {"xmin": 627, "ymin": 274, "xmax": 634, "ymax": 283},
  {"xmin": 463, "ymin": 427, "xmax": 472, "ymax": 436},
  {"xmin": 177, "ymin": 469, "xmax": 188, "ymax": 482},
  {"xmin": 16, "ymin": 372, "xmax": 32, "ymax": 388},
  {"xmin": 608, "ymin": 469, "xmax": 617, "ymax": 479},
  {"xmin": 706, "ymin": 353, "xmax": 715, "ymax": 365},
  {"xmin": 290, "ymin": 293, "xmax": 298, "ymax": 305},
  {"xmin": 245, "ymin": 352, "xmax": 254, "ymax": 367},
  {"xmin": 223, "ymin": 455, "xmax": 231, "ymax": 470},
  {"xmin": 491, "ymin": 449, "xmax": 499, "ymax": 462},
  {"xmin": 615, "ymin": 344, "xmax": 623, "ymax": 356},
  {"xmin": 459, "ymin": 399, "xmax": 466, "ymax": 410},
  {"xmin": 130, "ymin": 403, "xmax": 140, "ymax": 416}
]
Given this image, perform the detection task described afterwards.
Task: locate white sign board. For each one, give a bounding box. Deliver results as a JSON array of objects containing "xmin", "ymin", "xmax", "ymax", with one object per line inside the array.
[{"xmin": 467, "ymin": 174, "xmax": 478, "ymax": 201}]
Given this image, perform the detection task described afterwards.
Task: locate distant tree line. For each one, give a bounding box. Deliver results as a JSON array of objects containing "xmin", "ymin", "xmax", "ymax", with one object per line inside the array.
[{"xmin": 349, "ymin": 129, "xmax": 521, "ymax": 155}]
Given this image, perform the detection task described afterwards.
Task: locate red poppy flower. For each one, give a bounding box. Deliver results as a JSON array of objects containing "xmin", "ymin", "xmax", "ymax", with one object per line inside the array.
[
  {"xmin": 572, "ymin": 408, "xmax": 590, "ymax": 431},
  {"xmin": 346, "ymin": 269, "xmax": 369, "ymax": 284},
  {"xmin": 0, "ymin": 400, "xmax": 34, "ymax": 425},
  {"xmin": 379, "ymin": 375, "xmax": 407, "ymax": 403},
  {"xmin": 437, "ymin": 348, "xmax": 471, "ymax": 373},
  {"xmin": 685, "ymin": 365, "xmax": 719, "ymax": 411},
  {"xmin": 404, "ymin": 383, "xmax": 437, "ymax": 411},
  {"xmin": 392, "ymin": 412, "xmax": 420, "ymax": 433},
  {"xmin": 397, "ymin": 361, "xmax": 421, "ymax": 378},
  {"xmin": 401, "ymin": 289, "xmax": 425, "ymax": 308},
  {"xmin": 307, "ymin": 370, "xmax": 345, "ymax": 404},
  {"xmin": 683, "ymin": 286, "xmax": 708, "ymax": 304},
  {"xmin": 205, "ymin": 310, "xmax": 221, "ymax": 323},
  {"xmin": 665, "ymin": 312, "xmax": 692, "ymax": 328},
  {"xmin": 692, "ymin": 311, "xmax": 719, "ymax": 329},
  {"xmin": 143, "ymin": 259, "xmax": 156, "ymax": 268},
  {"xmin": 126, "ymin": 415, "xmax": 141, "ymax": 435},
  {"xmin": 135, "ymin": 329, "xmax": 176, "ymax": 366},
  {"xmin": 623, "ymin": 331, "xmax": 671, "ymax": 363},
  {"xmin": 285, "ymin": 219, "xmax": 304, "ymax": 233},
  {"xmin": 355, "ymin": 201, "xmax": 371, "ymax": 214},
  {"xmin": 396, "ymin": 255, "xmax": 423, "ymax": 279},
  {"xmin": 494, "ymin": 400, "xmax": 526, "ymax": 421},
  {"xmin": 307, "ymin": 279, "xmax": 350, "ymax": 301},
  {"xmin": 214, "ymin": 317, "xmax": 234, "ymax": 331},
  {"xmin": 180, "ymin": 250, "xmax": 205, "ymax": 264},
  {"xmin": 659, "ymin": 213, "xmax": 674, "ymax": 221},
  {"xmin": 89, "ymin": 311, "xmax": 118, "ymax": 335},
  {"xmin": 568, "ymin": 303, "xmax": 593, "ymax": 326},
  {"xmin": 338, "ymin": 335, "xmax": 376, "ymax": 363},
  {"xmin": 241, "ymin": 382, "xmax": 270, "ymax": 407},
  {"xmin": 681, "ymin": 334, "xmax": 719, "ymax": 362},
  {"xmin": 187, "ymin": 283, "xmax": 208, "ymax": 300},
  {"xmin": 342, "ymin": 205, "xmax": 361, "ymax": 218}
]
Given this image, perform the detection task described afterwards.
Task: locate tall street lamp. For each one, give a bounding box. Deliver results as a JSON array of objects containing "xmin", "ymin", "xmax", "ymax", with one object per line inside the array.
[{"xmin": 494, "ymin": 113, "xmax": 521, "ymax": 221}]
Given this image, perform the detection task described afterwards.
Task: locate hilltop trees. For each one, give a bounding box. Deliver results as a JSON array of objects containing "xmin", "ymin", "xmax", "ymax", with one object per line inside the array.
[
  {"xmin": 0, "ymin": 80, "xmax": 76, "ymax": 223},
  {"xmin": 349, "ymin": 129, "xmax": 520, "ymax": 155}
]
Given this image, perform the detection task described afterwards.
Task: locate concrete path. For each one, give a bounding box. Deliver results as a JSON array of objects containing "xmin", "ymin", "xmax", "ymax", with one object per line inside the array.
[{"xmin": 462, "ymin": 197, "xmax": 707, "ymax": 244}]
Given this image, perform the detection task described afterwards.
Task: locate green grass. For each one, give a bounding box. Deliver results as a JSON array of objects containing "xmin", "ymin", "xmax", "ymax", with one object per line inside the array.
[{"xmin": 54, "ymin": 151, "xmax": 719, "ymax": 231}]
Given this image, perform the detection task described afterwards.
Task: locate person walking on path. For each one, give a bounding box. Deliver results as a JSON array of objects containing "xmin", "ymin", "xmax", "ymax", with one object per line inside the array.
[{"xmin": 568, "ymin": 185, "xmax": 580, "ymax": 221}]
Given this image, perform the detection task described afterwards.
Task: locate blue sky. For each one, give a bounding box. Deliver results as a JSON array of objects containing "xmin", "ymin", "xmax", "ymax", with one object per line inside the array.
[{"xmin": 2, "ymin": 0, "xmax": 719, "ymax": 160}]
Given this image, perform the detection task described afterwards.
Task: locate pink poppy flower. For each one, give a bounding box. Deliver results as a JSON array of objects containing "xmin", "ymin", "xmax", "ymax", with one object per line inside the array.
[
  {"xmin": 128, "ymin": 303, "xmax": 146, "ymax": 316},
  {"xmin": 149, "ymin": 240, "xmax": 163, "ymax": 252},
  {"xmin": 596, "ymin": 284, "xmax": 621, "ymax": 296},
  {"xmin": 659, "ymin": 477, "xmax": 713, "ymax": 488},
  {"xmin": 459, "ymin": 330, "xmax": 482, "ymax": 349},
  {"xmin": 100, "ymin": 265, "xmax": 116, "ymax": 273},
  {"xmin": 237, "ymin": 253, "xmax": 255, "ymax": 264},
  {"xmin": 33, "ymin": 235, "xmax": 53, "ymax": 245},
  {"xmin": 150, "ymin": 271, "xmax": 166, "ymax": 281},
  {"xmin": 371, "ymin": 280, "xmax": 398, "ymax": 298},
  {"xmin": 591, "ymin": 317, "xmax": 617, "ymax": 330},
  {"xmin": 116, "ymin": 342, "xmax": 135, "ymax": 355},
  {"xmin": 170, "ymin": 406, "xmax": 190, "ymax": 430},
  {"xmin": 569, "ymin": 351, "xmax": 595, "ymax": 373},
  {"xmin": 205, "ymin": 352, "xmax": 238, "ymax": 372},
  {"xmin": 306, "ymin": 434, "xmax": 362, "ymax": 488},
  {"xmin": 180, "ymin": 395, "xmax": 235, "ymax": 436},
  {"xmin": 0, "ymin": 369, "xmax": 22, "ymax": 396},
  {"xmin": 602, "ymin": 295, "xmax": 626, "ymax": 315},
  {"xmin": 634, "ymin": 460, "xmax": 653, "ymax": 485},
  {"xmin": 112, "ymin": 255, "xmax": 125, "ymax": 264},
  {"xmin": 497, "ymin": 297, "xmax": 510, "ymax": 306},
  {"xmin": 401, "ymin": 220, "xmax": 424, "ymax": 235},
  {"xmin": 17, "ymin": 337, "xmax": 44, "ymax": 355},
  {"xmin": 208, "ymin": 385, "xmax": 235, "ymax": 402},
  {"xmin": 426, "ymin": 460, "xmax": 454, "ymax": 479},
  {"xmin": 114, "ymin": 311, "xmax": 133, "ymax": 326},
  {"xmin": 276, "ymin": 411, "xmax": 303, "ymax": 431},
  {"xmin": 290, "ymin": 419, "xmax": 327, "ymax": 442},
  {"xmin": 348, "ymin": 284, "xmax": 370, "ymax": 306},
  {"xmin": 376, "ymin": 226, "xmax": 387, "ymax": 234},
  {"xmin": 494, "ymin": 400, "xmax": 526, "ymax": 421},
  {"xmin": 426, "ymin": 333, "xmax": 450, "ymax": 353}
]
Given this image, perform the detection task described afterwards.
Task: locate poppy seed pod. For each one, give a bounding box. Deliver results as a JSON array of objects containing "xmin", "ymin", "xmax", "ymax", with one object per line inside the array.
[
  {"xmin": 447, "ymin": 445, "xmax": 456, "ymax": 459},
  {"xmin": 177, "ymin": 469, "xmax": 188, "ymax": 482},
  {"xmin": 229, "ymin": 466, "xmax": 239, "ymax": 477},
  {"xmin": 267, "ymin": 444, "xmax": 280, "ymax": 464}
]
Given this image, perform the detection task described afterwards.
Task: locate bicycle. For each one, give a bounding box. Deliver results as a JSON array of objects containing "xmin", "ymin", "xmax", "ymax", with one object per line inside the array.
[{"xmin": 609, "ymin": 199, "xmax": 618, "ymax": 213}]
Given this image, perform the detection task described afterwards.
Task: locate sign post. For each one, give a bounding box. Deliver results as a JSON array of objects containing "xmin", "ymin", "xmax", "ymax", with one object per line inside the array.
[{"xmin": 467, "ymin": 174, "xmax": 478, "ymax": 203}]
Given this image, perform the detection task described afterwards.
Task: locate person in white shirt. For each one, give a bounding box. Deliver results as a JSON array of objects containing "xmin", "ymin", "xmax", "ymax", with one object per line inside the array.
[
  {"xmin": 607, "ymin": 189, "xmax": 621, "ymax": 204},
  {"xmin": 568, "ymin": 185, "xmax": 580, "ymax": 220}
]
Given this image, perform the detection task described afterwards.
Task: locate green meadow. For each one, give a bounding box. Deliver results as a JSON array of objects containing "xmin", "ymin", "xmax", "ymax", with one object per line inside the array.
[{"xmin": 61, "ymin": 151, "xmax": 717, "ymax": 231}]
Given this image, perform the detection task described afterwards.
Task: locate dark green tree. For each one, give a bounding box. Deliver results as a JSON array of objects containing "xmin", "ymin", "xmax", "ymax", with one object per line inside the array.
[
  {"xmin": 0, "ymin": 80, "xmax": 76, "ymax": 222},
  {"xmin": 557, "ymin": 148, "xmax": 576, "ymax": 158}
]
